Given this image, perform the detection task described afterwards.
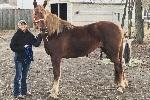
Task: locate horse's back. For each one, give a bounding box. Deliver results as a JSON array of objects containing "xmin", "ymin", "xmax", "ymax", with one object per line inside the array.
[{"xmin": 95, "ymin": 21, "xmax": 123, "ymax": 38}]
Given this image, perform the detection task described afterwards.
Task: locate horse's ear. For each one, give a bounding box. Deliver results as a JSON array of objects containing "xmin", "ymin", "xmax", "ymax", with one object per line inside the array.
[
  {"xmin": 33, "ymin": 0, "xmax": 37, "ymax": 8},
  {"xmin": 43, "ymin": 0, "xmax": 47, "ymax": 8}
]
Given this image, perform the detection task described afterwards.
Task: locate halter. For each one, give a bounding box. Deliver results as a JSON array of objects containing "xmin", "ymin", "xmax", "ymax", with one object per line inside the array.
[
  {"xmin": 33, "ymin": 18, "xmax": 45, "ymax": 23},
  {"xmin": 33, "ymin": 18, "xmax": 48, "ymax": 33}
]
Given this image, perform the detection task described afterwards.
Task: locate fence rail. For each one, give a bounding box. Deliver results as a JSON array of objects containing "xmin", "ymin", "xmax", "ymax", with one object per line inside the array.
[{"xmin": 0, "ymin": 9, "xmax": 33, "ymax": 30}]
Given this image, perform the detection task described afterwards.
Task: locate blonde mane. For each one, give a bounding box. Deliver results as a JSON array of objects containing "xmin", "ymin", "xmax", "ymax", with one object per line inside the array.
[{"xmin": 44, "ymin": 9, "xmax": 74, "ymax": 35}]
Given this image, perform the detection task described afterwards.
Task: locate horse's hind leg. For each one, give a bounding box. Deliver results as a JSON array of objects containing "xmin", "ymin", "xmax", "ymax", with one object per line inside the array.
[
  {"xmin": 111, "ymin": 49, "xmax": 128, "ymax": 92},
  {"xmin": 106, "ymin": 48, "xmax": 128, "ymax": 92},
  {"xmin": 114, "ymin": 61, "xmax": 128, "ymax": 92},
  {"xmin": 49, "ymin": 56, "xmax": 61, "ymax": 99}
]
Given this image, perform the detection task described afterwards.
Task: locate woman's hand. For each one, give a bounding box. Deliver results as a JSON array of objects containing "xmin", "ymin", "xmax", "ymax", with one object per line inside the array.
[{"xmin": 24, "ymin": 45, "xmax": 29, "ymax": 48}]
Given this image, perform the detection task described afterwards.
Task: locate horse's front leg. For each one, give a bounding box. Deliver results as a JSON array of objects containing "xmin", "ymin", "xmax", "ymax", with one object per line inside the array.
[{"xmin": 50, "ymin": 56, "xmax": 61, "ymax": 99}]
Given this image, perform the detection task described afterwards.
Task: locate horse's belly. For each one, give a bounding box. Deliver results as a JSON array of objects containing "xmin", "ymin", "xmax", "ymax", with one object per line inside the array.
[{"xmin": 64, "ymin": 41, "xmax": 100, "ymax": 58}]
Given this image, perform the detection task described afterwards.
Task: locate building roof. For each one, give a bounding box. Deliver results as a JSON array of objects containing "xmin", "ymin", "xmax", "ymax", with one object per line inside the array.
[
  {"xmin": 0, "ymin": 4, "xmax": 17, "ymax": 9},
  {"xmin": 71, "ymin": 0, "xmax": 124, "ymax": 3},
  {"xmin": 49, "ymin": 0, "xmax": 125, "ymax": 4}
]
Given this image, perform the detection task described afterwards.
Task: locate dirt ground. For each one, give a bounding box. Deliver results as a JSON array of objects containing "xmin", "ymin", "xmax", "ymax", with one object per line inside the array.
[{"xmin": 0, "ymin": 28, "xmax": 150, "ymax": 100}]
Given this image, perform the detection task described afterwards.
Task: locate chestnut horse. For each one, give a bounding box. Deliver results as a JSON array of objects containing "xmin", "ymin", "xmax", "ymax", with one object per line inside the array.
[{"xmin": 33, "ymin": 0, "xmax": 128, "ymax": 98}]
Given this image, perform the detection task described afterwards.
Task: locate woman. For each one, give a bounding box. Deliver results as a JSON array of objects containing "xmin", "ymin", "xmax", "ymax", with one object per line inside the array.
[{"xmin": 10, "ymin": 20, "xmax": 42, "ymax": 99}]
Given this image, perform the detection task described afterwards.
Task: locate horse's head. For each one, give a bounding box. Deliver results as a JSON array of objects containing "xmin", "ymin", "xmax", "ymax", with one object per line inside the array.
[
  {"xmin": 33, "ymin": 0, "xmax": 74, "ymax": 36},
  {"xmin": 33, "ymin": 0, "xmax": 47, "ymax": 32}
]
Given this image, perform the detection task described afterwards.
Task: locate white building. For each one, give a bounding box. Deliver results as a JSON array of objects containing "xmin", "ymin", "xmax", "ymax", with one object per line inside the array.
[
  {"xmin": 0, "ymin": 0, "xmax": 17, "ymax": 9},
  {"xmin": 48, "ymin": 0, "xmax": 127, "ymax": 27}
]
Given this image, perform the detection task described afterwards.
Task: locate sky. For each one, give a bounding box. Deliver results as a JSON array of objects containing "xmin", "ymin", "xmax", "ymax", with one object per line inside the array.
[
  {"xmin": 17, "ymin": 0, "xmax": 43, "ymax": 9},
  {"xmin": 17, "ymin": 0, "xmax": 123, "ymax": 9}
]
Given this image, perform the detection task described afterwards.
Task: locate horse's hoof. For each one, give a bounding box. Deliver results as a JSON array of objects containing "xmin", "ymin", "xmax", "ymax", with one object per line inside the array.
[
  {"xmin": 121, "ymin": 79, "xmax": 128, "ymax": 89},
  {"xmin": 117, "ymin": 87, "xmax": 124, "ymax": 93},
  {"xmin": 50, "ymin": 93, "xmax": 59, "ymax": 99},
  {"xmin": 46, "ymin": 95, "xmax": 59, "ymax": 100}
]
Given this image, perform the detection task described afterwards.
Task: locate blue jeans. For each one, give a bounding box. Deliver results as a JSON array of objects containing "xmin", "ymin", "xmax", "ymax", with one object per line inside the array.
[{"xmin": 13, "ymin": 53, "xmax": 31, "ymax": 96}]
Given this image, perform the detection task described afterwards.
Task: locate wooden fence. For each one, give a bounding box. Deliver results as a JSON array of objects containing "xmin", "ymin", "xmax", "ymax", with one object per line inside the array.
[{"xmin": 0, "ymin": 9, "xmax": 33, "ymax": 30}]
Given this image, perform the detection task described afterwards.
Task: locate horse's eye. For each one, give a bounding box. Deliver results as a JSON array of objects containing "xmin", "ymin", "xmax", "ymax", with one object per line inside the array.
[{"xmin": 35, "ymin": 14, "xmax": 37, "ymax": 15}]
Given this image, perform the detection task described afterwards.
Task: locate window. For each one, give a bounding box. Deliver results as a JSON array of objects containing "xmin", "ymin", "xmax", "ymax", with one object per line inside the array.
[{"xmin": 51, "ymin": 3, "xmax": 67, "ymax": 20}]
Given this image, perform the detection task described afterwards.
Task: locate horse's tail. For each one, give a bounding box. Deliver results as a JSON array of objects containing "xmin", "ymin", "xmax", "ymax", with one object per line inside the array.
[
  {"xmin": 123, "ymin": 41, "xmax": 130, "ymax": 64},
  {"xmin": 123, "ymin": 38, "xmax": 134, "ymax": 64},
  {"xmin": 120, "ymin": 38, "xmax": 131, "ymax": 64}
]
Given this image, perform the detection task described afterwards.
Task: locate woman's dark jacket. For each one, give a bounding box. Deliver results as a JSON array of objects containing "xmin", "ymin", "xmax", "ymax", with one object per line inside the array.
[{"xmin": 10, "ymin": 29, "xmax": 42, "ymax": 62}]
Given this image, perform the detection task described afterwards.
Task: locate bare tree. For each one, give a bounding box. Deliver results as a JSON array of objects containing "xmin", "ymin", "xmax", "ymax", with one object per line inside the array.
[
  {"xmin": 135, "ymin": 0, "xmax": 144, "ymax": 44},
  {"xmin": 121, "ymin": 0, "xmax": 128, "ymax": 28}
]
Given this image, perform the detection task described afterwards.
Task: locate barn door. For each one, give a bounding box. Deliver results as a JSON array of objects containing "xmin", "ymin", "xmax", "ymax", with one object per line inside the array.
[{"xmin": 51, "ymin": 3, "xmax": 67, "ymax": 20}]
